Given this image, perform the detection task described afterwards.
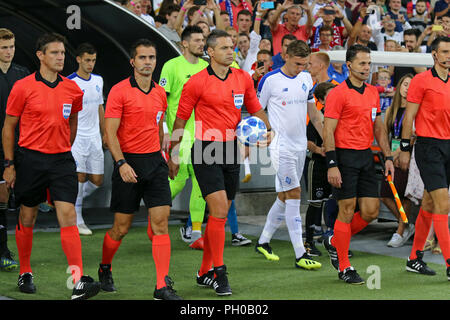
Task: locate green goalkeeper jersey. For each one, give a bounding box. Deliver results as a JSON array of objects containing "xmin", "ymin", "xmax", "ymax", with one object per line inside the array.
[{"xmin": 159, "ymin": 55, "xmax": 208, "ymax": 157}]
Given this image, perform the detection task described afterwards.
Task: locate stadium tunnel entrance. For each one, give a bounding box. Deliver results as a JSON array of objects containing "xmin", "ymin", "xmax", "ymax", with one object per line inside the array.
[{"xmin": 0, "ymin": 0, "xmax": 181, "ymax": 94}]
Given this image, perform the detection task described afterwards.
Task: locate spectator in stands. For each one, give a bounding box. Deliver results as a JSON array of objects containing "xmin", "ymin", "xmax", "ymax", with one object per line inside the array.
[
  {"xmin": 236, "ymin": 9, "xmax": 253, "ymax": 34},
  {"xmin": 271, "ymin": 34, "xmax": 296, "ymax": 70},
  {"xmin": 311, "ymin": 4, "xmax": 353, "ymax": 48},
  {"xmin": 404, "ymin": 28, "xmax": 429, "ymax": 52},
  {"xmin": 381, "ymin": 14, "xmax": 404, "ymax": 44},
  {"xmin": 219, "ymin": 0, "xmax": 253, "ymax": 29},
  {"xmin": 335, "ymin": 0, "xmax": 353, "ymax": 22},
  {"xmin": 220, "ymin": 10, "xmax": 232, "ymax": 28},
  {"xmin": 241, "ymin": 2, "xmax": 266, "ymax": 72},
  {"xmin": 375, "ymin": 68, "xmax": 395, "ymax": 111},
  {"xmin": 391, "ymin": 29, "xmax": 427, "ymax": 86},
  {"xmin": 408, "ymin": 0, "xmax": 429, "ymax": 34},
  {"xmin": 433, "ymin": 0, "xmax": 449, "ymax": 18},
  {"xmin": 381, "ymin": 74, "xmax": 415, "ymax": 248},
  {"xmin": 236, "ymin": 32, "xmax": 250, "ymax": 67},
  {"xmin": 259, "ymin": 38, "xmax": 272, "ymax": 53},
  {"xmin": 270, "ymin": 0, "xmax": 313, "ymax": 55},
  {"xmin": 250, "ymin": 49, "xmax": 273, "ymax": 88},
  {"xmin": 158, "ymin": 4, "xmax": 182, "ymax": 45},
  {"xmin": 197, "ymin": 20, "xmax": 211, "ymax": 37},
  {"xmin": 406, "ymin": 0, "xmax": 430, "ymax": 19},
  {"xmin": 226, "ymin": 25, "xmax": 238, "ymax": 48},
  {"xmin": 346, "ymin": 7, "xmax": 380, "ymax": 50},
  {"xmin": 140, "ymin": 0, "xmax": 156, "ymax": 26},
  {"xmin": 386, "ymin": 0, "xmax": 408, "ymax": 32},
  {"xmin": 327, "ymin": 45, "xmax": 349, "ymax": 83},
  {"xmin": 312, "ymin": 25, "xmax": 334, "ymax": 51}
]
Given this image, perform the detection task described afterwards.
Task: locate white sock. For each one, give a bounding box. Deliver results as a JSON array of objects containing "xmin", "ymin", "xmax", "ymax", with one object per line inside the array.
[
  {"xmin": 83, "ymin": 180, "xmax": 99, "ymax": 198},
  {"xmin": 75, "ymin": 182, "xmax": 85, "ymax": 225},
  {"xmin": 258, "ymin": 198, "xmax": 285, "ymax": 244},
  {"xmin": 285, "ymin": 199, "xmax": 305, "ymax": 259},
  {"xmin": 244, "ymin": 157, "xmax": 251, "ymax": 176}
]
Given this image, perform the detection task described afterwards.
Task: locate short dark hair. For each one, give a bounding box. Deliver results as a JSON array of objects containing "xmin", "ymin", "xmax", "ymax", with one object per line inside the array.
[
  {"xmin": 165, "ymin": 4, "xmax": 180, "ymax": 16},
  {"xmin": 238, "ymin": 32, "xmax": 250, "ymax": 40},
  {"xmin": 36, "ymin": 32, "xmax": 66, "ymax": 53},
  {"xmin": 75, "ymin": 42, "xmax": 97, "ymax": 57},
  {"xmin": 206, "ymin": 29, "xmax": 231, "ymax": 49},
  {"xmin": 314, "ymin": 82, "xmax": 336, "ymax": 102},
  {"xmin": 281, "ymin": 34, "xmax": 297, "ymax": 46},
  {"xmin": 257, "ymin": 49, "xmax": 272, "ymax": 59},
  {"xmin": 181, "ymin": 25, "xmax": 204, "ymax": 42},
  {"xmin": 431, "ymin": 36, "xmax": 450, "ymax": 53},
  {"xmin": 130, "ymin": 38, "xmax": 157, "ymax": 58},
  {"xmin": 286, "ymin": 40, "xmax": 310, "ymax": 58},
  {"xmin": 403, "ymin": 28, "xmax": 420, "ymax": 40},
  {"xmin": 346, "ymin": 44, "xmax": 371, "ymax": 62},
  {"xmin": 237, "ymin": 9, "xmax": 252, "ymax": 19},
  {"xmin": 319, "ymin": 25, "xmax": 334, "ymax": 35}
]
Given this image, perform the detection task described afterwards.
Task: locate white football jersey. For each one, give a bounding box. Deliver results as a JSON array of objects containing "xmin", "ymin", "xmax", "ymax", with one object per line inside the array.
[
  {"xmin": 257, "ymin": 68, "xmax": 315, "ymax": 152},
  {"xmin": 68, "ymin": 72, "xmax": 104, "ymax": 137}
]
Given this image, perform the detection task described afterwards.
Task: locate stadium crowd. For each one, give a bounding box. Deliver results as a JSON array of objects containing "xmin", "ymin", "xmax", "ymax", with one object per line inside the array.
[{"xmin": 0, "ymin": 0, "xmax": 449, "ymax": 300}]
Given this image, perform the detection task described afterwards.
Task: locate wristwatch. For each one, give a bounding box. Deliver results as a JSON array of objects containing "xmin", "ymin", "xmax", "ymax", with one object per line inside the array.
[
  {"xmin": 4, "ymin": 159, "xmax": 14, "ymax": 168},
  {"xmin": 116, "ymin": 159, "xmax": 127, "ymax": 168}
]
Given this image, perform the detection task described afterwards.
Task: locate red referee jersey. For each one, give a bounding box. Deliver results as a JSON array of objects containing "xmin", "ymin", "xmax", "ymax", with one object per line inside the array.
[
  {"xmin": 407, "ymin": 68, "xmax": 450, "ymax": 140},
  {"xmin": 177, "ymin": 66, "xmax": 262, "ymax": 142},
  {"xmin": 324, "ymin": 79, "xmax": 381, "ymax": 150},
  {"xmin": 105, "ymin": 76, "xmax": 167, "ymax": 153},
  {"xmin": 6, "ymin": 72, "xmax": 83, "ymax": 154}
]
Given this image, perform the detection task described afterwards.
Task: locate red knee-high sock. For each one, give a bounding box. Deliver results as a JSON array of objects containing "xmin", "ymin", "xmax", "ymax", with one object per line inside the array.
[
  {"xmin": 351, "ymin": 211, "xmax": 369, "ymax": 236},
  {"xmin": 409, "ymin": 208, "xmax": 432, "ymax": 260},
  {"xmin": 101, "ymin": 231, "xmax": 122, "ymax": 265},
  {"xmin": 432, "ymin": 214, "xmax": 450, "ymax": 267},
  {"xmin": 205, "ymin": 216, "xmax": 227, "ymax": 269},
  {"xmin": 199, "ymin": 221, "xmax": 213, "ymax": 276},
  {"xmin": 331, "ymin": 220, "xmax": 351, "ymax": 272},
  {"xmin": 60, "ymin": 226, "xmax": 84, "ymax": 283},
  {"xmin": 147, "ymin": 216, "xmax": 154, "ymax": 242},
  {"xmin": 152, "ymin": 234, "xmax": 171, "ymax": 289},
  {"xmin": 16, "ymin": 221, "xmax": 33, "ymax": 275}
]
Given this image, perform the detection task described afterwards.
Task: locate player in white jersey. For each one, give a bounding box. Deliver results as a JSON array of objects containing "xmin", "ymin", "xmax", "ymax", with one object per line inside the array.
[
  {"xmin": 255, "ymin": 40, "xmax": 324, "ymax": 270},
  {"xmin": 68, "ymin": 43, "xmax": 105, "ymax": 235}
]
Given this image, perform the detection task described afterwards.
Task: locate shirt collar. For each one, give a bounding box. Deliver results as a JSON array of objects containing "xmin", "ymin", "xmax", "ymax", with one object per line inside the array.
[
  {"xmin": 129, "ymin": 75, "xmax": 155, "ymax": 94},
  {"xmin": 207, "ymin": 65, "xmax": 232, "ymax": 81},
  {"xmin": 431, "ymin": 67, "xmax": 449, "ymax": 83},
  {"xmin": 35, "ymin": 71, "xmax": 63, "ymax": 88},
  {"xmin": 345, "ymin": 78, "xmax": 366, "ymax": 94}
]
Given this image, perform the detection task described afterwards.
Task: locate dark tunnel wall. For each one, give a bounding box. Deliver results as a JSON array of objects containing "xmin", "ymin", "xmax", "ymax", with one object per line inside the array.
[{"xmin": 0, "ymin": 0, "xmax": 181, "ymax": 95}]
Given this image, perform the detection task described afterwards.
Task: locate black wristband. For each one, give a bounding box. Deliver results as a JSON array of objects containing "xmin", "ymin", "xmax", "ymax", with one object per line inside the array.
[
  {"xmin": 267, "ymin": 128, "xmax": 272, "ymax": 132},
  {"xmin": 400, "ymin": 139, "xmax": 411, "ymax": 152},
  {"xmin": 116, "ymin": 159, "xmax": 127, "ymax": 168},
  {"xmin": 385, "ymin": 156, "xmax": 394, "ymax": 162},
  {"xmin": 325, "ymin": 151, "xmax": 338, "ymax": 168}
]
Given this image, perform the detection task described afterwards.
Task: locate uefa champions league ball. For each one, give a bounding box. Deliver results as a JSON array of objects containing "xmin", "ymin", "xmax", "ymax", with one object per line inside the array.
[{"xmin": 236, "ymin": 116, "xmax": 267, "ymax": 147}]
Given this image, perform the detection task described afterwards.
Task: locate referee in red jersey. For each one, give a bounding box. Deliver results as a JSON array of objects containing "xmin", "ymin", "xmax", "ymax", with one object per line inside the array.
[
  {"xmin": 2, "ymin": 33, "xmax": 100, "ymax": 299},
  {"xmin": 399, "ymin": 36, "xmax": 450, "ymax": 280},
  {"xmin": 168, "ymin": 29, "xmax": 272, "ymax": 296},
  {"xmin": 322, "ymin": 44, "xmax": 394, "ymax": 284},
  {"xmin": 100, "ymin": 39, "xmax": 181, "ymax": 300}
]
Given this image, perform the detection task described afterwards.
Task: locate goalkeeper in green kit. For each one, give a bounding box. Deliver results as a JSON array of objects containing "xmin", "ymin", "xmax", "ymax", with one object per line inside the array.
[{"xmin": 160, "ymin": 26, "xmax": 252, "ymax": 249}]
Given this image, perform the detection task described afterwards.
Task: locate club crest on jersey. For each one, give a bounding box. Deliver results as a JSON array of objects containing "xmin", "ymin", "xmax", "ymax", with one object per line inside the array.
[
  {"xmin": 62, "ymin": 104, "xmax": 72, "ymax": 119},
  {"xmin": 302, "ymin": 83, "xmax": 307, "ymax": 92},
  {"xmin": 233, "ymin": 93, "xmax": 244, "ymax": 109},
  {"xmin": 156, "ymin": 111, "xmax": 163, "ymax": 123}
]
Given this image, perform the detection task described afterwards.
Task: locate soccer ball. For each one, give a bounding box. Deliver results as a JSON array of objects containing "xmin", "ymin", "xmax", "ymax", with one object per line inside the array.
[{"xmin": 236, "ymin": 116, "xmax": 267, "ymax": 147}]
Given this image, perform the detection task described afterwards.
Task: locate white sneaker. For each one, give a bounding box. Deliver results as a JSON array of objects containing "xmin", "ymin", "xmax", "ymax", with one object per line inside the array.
[
  {"xmin": 400, "ymin": 224, "xmax": 415, "ymax": 245},
  {"xmin": 387, "ymin": 233, "xmax": 403, "ymax": 248},
  {"xmin": 77, "ymin": 224, "xmax": 93, "ymax": 236}
]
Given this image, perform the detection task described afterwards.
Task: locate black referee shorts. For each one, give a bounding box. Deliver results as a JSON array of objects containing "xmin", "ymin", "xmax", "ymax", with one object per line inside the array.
[
  {"xmin": 333, "ymin": 148, "xmax": 379, "ymax": 201},
  {"xmin": 191, "ymin": 140, "xmax": 240, "ymax": 200},
  {"xmin": 111, "ymin": 152, "xmax": 171, "ymax": 214},
  {"xmin": 308, "ymin": 157, "xmax": 332, "ymax": 207},
  {"xmin": 414, "ymin": 137, "xmax": 450, "ymax": 192},
  {"xmin": 14, "ymin": 147, "xmax": 78, "ymax": 207}
]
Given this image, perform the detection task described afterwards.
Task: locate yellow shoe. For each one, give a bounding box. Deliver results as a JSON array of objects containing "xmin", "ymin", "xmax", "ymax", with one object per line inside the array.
[
  {"xmin": 255, "ymin": 243, "xmax": 279, "ymax": 261},
  {"xmin": 295, "ymin": 253, "xmax": 322, "ymax": 270},
  {"xmin": 241, "ymin": 173, "xmax": 252, "ymax": 183}
]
